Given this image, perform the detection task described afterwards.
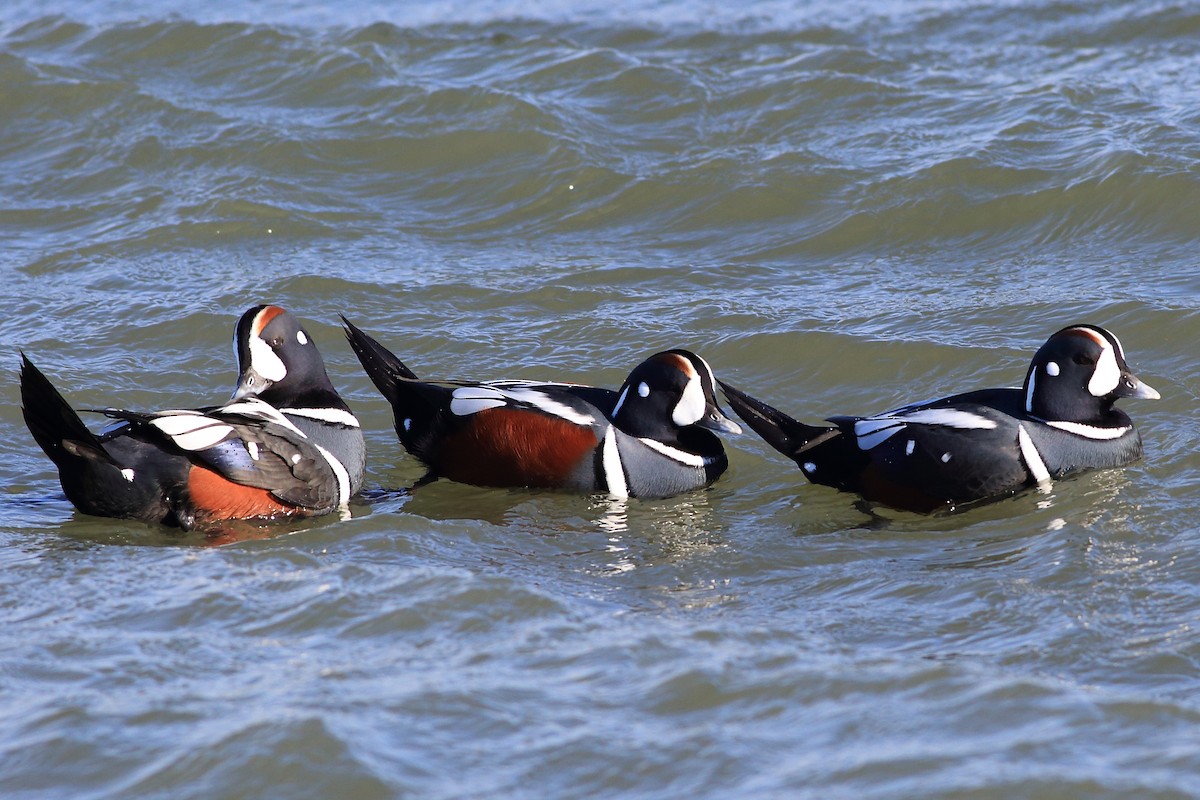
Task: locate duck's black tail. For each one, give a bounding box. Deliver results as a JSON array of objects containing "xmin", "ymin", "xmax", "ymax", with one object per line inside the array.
[
  {"xmin": 20, "ymin": 354, "xmax": 115, "ymax": 469},
  {"xmin": 340, "ymin": 317, "xmax": 420, "ymax": 406},
  {"xmin": 718, "ymin": 380, "xmax": 836, "ymax": 459}
]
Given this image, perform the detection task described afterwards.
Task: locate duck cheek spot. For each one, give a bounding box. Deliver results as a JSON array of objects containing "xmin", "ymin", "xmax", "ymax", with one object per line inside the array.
[
  {"xmin": 637, "ymin": 382, "xmax": 650, "ymax": 398},
  {"xmin": 297, "ymin": 331, "xmax": 308, "ymax": 345},
  {"xmin": 941, "ymin": 452, "xmax": 952, "ymax": 463},
  {"xmin": 803, "ymin": 462, "xmax": 817, "ymax": 473},
  {"xmin": 1046, "ymin": 361, "xmax": 1059, "ymax": 377}
]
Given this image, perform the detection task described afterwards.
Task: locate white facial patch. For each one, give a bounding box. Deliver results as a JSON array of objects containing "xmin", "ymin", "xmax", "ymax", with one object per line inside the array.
[
  {"xmin": 248, "ymin": 334, "xmax": 287, "ymax": 383},
  {"xmin": 120, "ymin": 468, "xmax": 135, "ymax": 482},
  {"xmin": 1046, "ymin": 361, "xmax": 1059, "ymax": 377},
  {"xmin": 637, "ymin": 382, "xmax": 650, "ymax": 398},
  {"xmin": 905, "ymin": 440, "xmax": 915, "ymax": 456},
  {"xmin": 297, "ymin": 331, "xmax": 308, "ymax": 345},
  {"xmin": 672, "ymin": 373, "xmax": 707, "ymax": 427},
  {"xmin": 1088, "ymin": 341, "xmax": 1121, "ymax": 397},
  {"xmin": 803, "ymin": 462, "xmax": 817, "ymax": 473}
]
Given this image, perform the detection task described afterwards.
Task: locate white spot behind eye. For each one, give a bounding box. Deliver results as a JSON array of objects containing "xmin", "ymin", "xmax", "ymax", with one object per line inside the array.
[
  {"xmin": 297, "ymin": 331, "xmax": 308, "ymax": 345},
  {"xmin": 120, "ymin": 468, "xmax": 135, "ymax": 482},
  {"xmin": 1046, "ymin": 361, "xmax": 1060, "ymax": 377},
  {"xmin": 905, "ymin": 440, "xmax": 915, "ymax": 456},
  {"xmin": 637, "ymin": 382, "xmax": 650, "ymax": 398},
  {"xmin": 803, "ymin": 462, "xmax": 816, "ymax": 473},
  {"xmin": 403, "ymin": 418, "xmax": 412, "ymax": 431},
  {"xmin": 941, "ymin": 453, "xmax": 952, "ymax": 463}
]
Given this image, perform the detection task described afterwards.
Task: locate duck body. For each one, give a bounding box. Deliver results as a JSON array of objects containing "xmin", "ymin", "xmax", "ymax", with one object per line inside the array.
[
  {"xmin": 342, "ymin": 319, "xmax": 739, "ymax": 499},
  {"xmin": 721, "ymin": 325, "xmax": 1157, "ymax": 513},
  {"xmin": 20, "ymin": 305, "xmax": 363, "ymax": 530}
]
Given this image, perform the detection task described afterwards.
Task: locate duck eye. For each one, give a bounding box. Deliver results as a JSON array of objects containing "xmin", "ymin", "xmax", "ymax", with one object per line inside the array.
[{"xmin": 270, "ymin": 337, "xmax": 284, "ymax": 348}]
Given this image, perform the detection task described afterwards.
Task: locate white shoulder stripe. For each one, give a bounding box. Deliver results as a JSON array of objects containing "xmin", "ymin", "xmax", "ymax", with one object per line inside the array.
[
  {"xmin": 1017, "ymin": 424, "xmax": 1052, "ymax": 486},
  {"xmin": 313, "ymin": 443, "xmax": 352, "ymax": 507},
  {"xmin": 601, "ymin": 428, "xmax": 629, "ymax": 498},
  {"xmin": 1044, "ymin": 420, "xmax": 1131, "ymax": 440}
]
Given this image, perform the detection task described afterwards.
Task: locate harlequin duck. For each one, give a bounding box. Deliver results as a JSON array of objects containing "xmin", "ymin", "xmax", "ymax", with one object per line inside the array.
[
  {"xmin": 719, "ymin": 324, "xmax": 1159, "ymax": 513},
  {"xmin": 20, "ymin": 305, "xmax": 365, "ymax": 530},
  {"xmin": 342, "ymin": 318, "xmax": 741, "ymax": 498}
]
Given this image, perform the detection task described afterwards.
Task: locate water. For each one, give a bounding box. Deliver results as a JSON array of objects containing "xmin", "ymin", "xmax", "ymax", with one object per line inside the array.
[{"xmin": 2, "ymin": 0, "xmax": 1199, "ymax": 796}]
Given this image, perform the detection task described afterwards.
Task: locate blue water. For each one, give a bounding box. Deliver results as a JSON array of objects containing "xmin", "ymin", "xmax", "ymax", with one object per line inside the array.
[{"xmin": 2, "ymin": 1, "xmax": 1199, "ymax": 797}]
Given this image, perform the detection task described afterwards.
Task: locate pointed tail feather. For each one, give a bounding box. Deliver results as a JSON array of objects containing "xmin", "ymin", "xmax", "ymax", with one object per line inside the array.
[
  {"xmin": 718, "ymin": 379, "xmax": 833, "ymax": 459},
  {"xmin": 340, "ymin": 317, "xmax": 419, "ymax": 405},
  {"xmin": 20, "ymin": 354, "xmax": 115, "ymax": 467}
]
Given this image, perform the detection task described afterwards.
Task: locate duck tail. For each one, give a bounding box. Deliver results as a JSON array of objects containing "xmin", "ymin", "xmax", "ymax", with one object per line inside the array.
[{"xmin": 20, "ymin": 353, "xmax": 115, "ymax": 468}]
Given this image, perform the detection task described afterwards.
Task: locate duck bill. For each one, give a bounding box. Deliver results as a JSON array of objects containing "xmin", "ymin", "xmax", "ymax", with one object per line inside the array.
[
  {"xmin": 1116, "ymin": 371, "xmax": 1160, "ymax": 400},
  {"xmin": 229, "ymin": 368, "xmax": 270, "ymax": 402},
  {"xmin": 697, "ymin": 403, "xmax": 743, "ymax": 435}
]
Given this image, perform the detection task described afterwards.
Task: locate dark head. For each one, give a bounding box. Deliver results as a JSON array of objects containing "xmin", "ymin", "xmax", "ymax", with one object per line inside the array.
[
  {"xmin": 230, "ymin": 305, "xmax": 342, "ymax": 409},
  {"xmin": 1023, "ymin": 324, "xmax": 1159, "ymax": 423},
  {"xmin": 609, "ymin": 349, "xmax": 741, "ymax": 440}
]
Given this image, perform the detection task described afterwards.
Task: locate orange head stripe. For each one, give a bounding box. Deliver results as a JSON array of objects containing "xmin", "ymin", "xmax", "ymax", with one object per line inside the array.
[
  {"xmin": 1061, "ymin": 327, "xmax": 1106, "ymax": 347},
  {"xmin": 252, "ymin": 306, "xmax": 286, "ymax": 337},
  {"xmin": 187, "ymin": 466, "xmax": 299, "ymax": 521},
  {"xmin": 436, "ymin": 408, "xmax": 598, "ymax": 488},
  {"xmin": 652, "ymin": 352, "xmax": 697, "ymax": 379}
]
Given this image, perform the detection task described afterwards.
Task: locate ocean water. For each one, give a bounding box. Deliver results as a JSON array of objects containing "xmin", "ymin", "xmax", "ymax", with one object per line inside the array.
[{"xmin": 1, "ymin": 0, "xmax": 1198, "ymax": 797}]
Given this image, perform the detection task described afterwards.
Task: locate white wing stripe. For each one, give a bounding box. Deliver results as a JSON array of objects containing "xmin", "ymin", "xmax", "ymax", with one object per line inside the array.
[
  {"xmin": 450, "ymin": 396, "xmax": 508, "ymax": 416},
  {"xmin": 150, "ymin": 415, "xmax": 234, "ymax": 451},
  {"xmin": 283, "ymin": 407, "xmax": 361, "ymax": 428}
]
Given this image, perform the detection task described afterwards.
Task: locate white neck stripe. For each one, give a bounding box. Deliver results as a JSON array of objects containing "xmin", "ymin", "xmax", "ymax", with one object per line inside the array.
[
  {"xmin": 636, "ymin": 437, "xmax": 710, "ymax": 468},
  {"xmin": 1042, "ymin": 419, "xmax": 1131, "ymax": 440}
]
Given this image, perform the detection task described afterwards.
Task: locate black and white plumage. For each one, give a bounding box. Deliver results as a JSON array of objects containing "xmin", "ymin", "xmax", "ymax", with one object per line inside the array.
[
  {"xmin": 720, "ymin": 324, "xmax": 1160, "ymax": 513},
  {"xmin": 342, "ymin": 318, "xmax": 741, "ymax": 499},
  {"xmin": 20, "ymin": 305, "xmax": 364, "ymax": 530}
]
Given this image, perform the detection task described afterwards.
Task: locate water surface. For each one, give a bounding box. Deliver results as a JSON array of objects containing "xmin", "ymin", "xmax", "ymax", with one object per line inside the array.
[{"xmin": 2, "ymin": 1, "xmax": 1198, "ymax": 797}]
